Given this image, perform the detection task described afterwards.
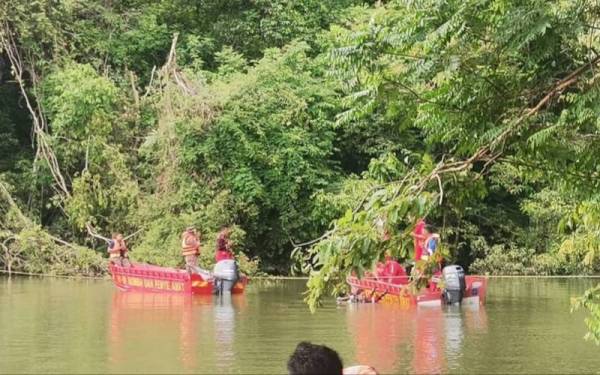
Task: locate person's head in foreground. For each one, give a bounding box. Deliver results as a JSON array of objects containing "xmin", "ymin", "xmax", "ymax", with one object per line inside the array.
[{"xmin": 287, "ymin": 341, "xmax": 343, "ymax": 375}]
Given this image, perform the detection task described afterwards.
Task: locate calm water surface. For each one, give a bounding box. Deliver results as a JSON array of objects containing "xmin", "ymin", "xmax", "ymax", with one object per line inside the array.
[{"xmin": 0, "ymin": 277, "xmax": 599, "ymax": 374}]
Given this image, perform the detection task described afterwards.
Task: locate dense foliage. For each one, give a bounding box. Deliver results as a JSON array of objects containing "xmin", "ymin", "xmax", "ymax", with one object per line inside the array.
[
  {"xmin": 0, "ymin": 0, "xmax": 369, "ymax": 275},
  {"xmin": 0, "ymin": 0, "xmax": 599, "ymax": 341}
]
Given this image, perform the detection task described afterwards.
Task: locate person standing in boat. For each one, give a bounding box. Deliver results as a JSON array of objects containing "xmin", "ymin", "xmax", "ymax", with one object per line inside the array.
[
  {"xmin": 117, "ymin": 234, "xmax": 131, "ymax": 267},
  {"xmin": 423, "ymin": 225, "xmax": 440, "ymax": 258},
  {"xmin": 423, "ymin": 225, "xmax": 443, "ymax": 290},
  {"xmin": 412, "ymin": 219, "xmax": 427, "ymax": 261},
  {"xmin": 215, "ymin": 227, "xmax": 234, "ymax": 262},
  {"xmin": 181, "ymin": 227, "xmax": 201, "ymax": 271},
  {"xmin": 108, "ymin": 233, "xmax": 130, "ymax": 267}
]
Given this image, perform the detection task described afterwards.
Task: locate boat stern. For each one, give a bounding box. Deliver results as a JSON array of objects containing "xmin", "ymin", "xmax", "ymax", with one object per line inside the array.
[{"xmin": 463, "ymin": 275, "xmax": 488, "ymax": 305}]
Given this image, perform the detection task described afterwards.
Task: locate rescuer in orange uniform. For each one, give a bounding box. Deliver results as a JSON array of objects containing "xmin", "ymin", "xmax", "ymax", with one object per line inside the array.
[
  {"xmin": 215, "ymin": 227, "xmax": 234, "ymax": 262},
  {"xmin": 108, "ymin": 233, "xmax": 130, "ymax": 267},
  {"xmin": 181, "ymin": 227, "xmax": 201, "ymax": 271}
]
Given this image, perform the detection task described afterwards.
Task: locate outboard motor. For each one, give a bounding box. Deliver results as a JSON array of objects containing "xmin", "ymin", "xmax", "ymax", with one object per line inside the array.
[
  {"xmin": 442, "ymin": 265, "xmax": 466, "ymax": 304},
  {"xmin": 212, "ymin": 259, "xmax": 239, "ymax": 294}
]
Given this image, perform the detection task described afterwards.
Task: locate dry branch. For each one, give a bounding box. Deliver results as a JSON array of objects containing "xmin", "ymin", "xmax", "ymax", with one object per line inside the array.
[
  {"xmin": 432, "ymin": 55, "xmax": 600, "ymax": 180},
  {"xmin": 1, "ymin": 182, "xmax": 84, "ymax": 251},
  {"xmin": 0, "ymin": 181, "xmax": 29, "ymax": 226},
  {"xmin": 0, "ymin": 22, "xmax": 70, "ymax": 199},
  {"xmin": 128, "ymin": 69, "xmax": 140, "ymax": 107},
  {"xmin": 85, "ymin": 222, "xmax": 143, "ymax": 245},
  {"xmin": 86, "ymin": 223, "xmax": 111, "ymax": 243}
]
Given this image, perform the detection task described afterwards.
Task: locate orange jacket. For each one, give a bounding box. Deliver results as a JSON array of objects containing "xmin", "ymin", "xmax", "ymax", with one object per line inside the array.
[
  {"xmin": 181, "ymin": 232, "xmax": 200, "ymax": 256},
  {"xmin": 108, "ymin": 239, "xmax": 126, "ymax": 259}
]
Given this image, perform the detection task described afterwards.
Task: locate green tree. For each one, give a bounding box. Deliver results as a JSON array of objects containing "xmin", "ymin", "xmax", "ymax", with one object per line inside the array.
[{"xmin": 300, "ymin": 0, "xmax": 600, "ymax": 310}]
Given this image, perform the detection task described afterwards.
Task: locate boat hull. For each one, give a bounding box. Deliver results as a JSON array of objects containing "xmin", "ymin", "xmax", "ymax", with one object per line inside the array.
[
  {"xmin": 346, "ymin": 274, "xmax": 487, "ymax": 307},
  {"xmin": 109, "ymin": 263, "xmax": 247, "ymax": 294}
]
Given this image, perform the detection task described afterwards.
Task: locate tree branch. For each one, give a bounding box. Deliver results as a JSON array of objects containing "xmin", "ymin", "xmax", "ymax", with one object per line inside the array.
[
  {"xmin": 300, "ymin": 55, "xmax": 600, "ymax": 251},
  {"xmin": 86, "ymin": 223, "xmax": 111, "ymax": 243},
  {"xmin": 0, "ymin": 22, "xmax": 70, "ymax": 199}
]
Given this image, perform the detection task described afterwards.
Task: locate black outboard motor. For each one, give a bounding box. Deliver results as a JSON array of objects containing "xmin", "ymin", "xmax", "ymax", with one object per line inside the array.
[
  {"xmin": 213, "ymin": 259, "xmax": 239, "ymax": 294},
  {"xmin": 442, "ymin": 265, "xmax": 466, "ymax": 304}
]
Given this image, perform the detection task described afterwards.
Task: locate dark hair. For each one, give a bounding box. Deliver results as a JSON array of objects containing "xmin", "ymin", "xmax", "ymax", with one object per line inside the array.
[
  {"xmin": 425, "ymin": 224, "xmax": 436, "ymax": 232},
  {"xmin": 287, "ymin": 341, "xmax": 343, "ymax": 375}
]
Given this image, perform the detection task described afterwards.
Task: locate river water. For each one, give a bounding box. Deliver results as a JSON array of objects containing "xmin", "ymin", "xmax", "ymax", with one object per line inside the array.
[{"xmin": 0, "ymin": 277, "xmax": 599, "ymax": 374}]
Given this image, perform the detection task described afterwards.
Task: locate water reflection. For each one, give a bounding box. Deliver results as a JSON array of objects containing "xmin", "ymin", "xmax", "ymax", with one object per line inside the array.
[
  {"xmin": 108, "ymin": 291, "xmax": 246, "ymax": 373},
  {"xmin": 347, "ymin": 304, "xmax": 413, "ymax": 373},
  {"xmin": 213, "ymin": 295, "xmax": 247, "ymax": 372},
  {"xmin": 179, "ymin": 296, "xmax": 197, "ymax": 371},
  {"xmin": 463, "ymin": 304, "xmax": 488, "ymax": 334},
  {"xmin": 412, "ymin": 307, "xmax": 445, "ymax": 374},
  {"xmin": 443, "ymin": 306, "xmax": 464, "ymax": 369},
  {"xmin": 4, "ymin": 278, "xmax": 600, "ymax": 373},
  {"xmin": 347, "ymin": 304, "xmax": 488, "ymax": 374}
]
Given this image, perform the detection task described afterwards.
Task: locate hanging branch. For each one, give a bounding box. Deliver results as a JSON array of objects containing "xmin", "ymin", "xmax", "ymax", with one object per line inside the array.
[
  {"xmin": 421, "ymin": 54, "xmax": 600, "ymax": 183},
  {"xmin": 290, "ymin": 226, "xmax": 337, "ymax": 248},
  {"xmin": 142, "ymin": 65, "xmax": 157, "ymax": 99},
  {"xmin": 0, "ymin": 181, "xmax": 30, "ymax": 226},
  {"xmin": 297, "ymin": 55, "xmax": 600, "ymax": 252},
  {"xmin": 1, "ymin": 181, "xmax": 84, "ymax": 251},
  {"xmin": 0, "ymin": 22, "xmax": 71, "ymax": 199},
  {"xmin": 128, "ymin": 69, "xmax": 140, "ymax": 108}
]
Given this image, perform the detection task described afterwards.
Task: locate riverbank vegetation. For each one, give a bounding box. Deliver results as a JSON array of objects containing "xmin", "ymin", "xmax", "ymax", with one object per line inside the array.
[{"xmin": 0, "ymin": 0, "xmax": 599, "ymax": 337}]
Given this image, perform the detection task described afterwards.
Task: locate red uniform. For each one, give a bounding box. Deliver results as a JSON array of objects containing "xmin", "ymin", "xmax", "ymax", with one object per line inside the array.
[
  {"xmin": 215, "ymin": 250, "xmax": 234, "ymax": 262},
  {"xmin": 412, "ymin": 219, "xmax": 426, "ymax": 261},
  {"xmin": 376, "ymin": 256, "xmax": 407, "ymax": 284},
  {"xmin": 215, "ymin": 229, "xmax": 234, "ymax": 262}
]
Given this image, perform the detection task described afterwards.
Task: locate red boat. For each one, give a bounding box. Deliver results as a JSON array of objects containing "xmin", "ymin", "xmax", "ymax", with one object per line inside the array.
[
  {"xmin": 345, "ymin": 221, "xmax": 488, "ymax": 307},
  {"xmin": 346, "ymin": 273, "xmax": 487, "ymax": 307},
  {"xmin": 109, "ymin": 263, "xmax": 248, "ymax": 295}
]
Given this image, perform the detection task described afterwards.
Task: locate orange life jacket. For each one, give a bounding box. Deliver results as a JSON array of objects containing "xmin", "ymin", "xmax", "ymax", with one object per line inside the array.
[
  {"xmin": 108, "ymin": 240, "xmax": 122, "ymax": 259},
  {"xmin": 118, "ymin": 239, "xmax": 128, "ymax": 257},
  {"xmin": 181, "ymin": 232, "xmax": 200, "ymax": 256}
]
